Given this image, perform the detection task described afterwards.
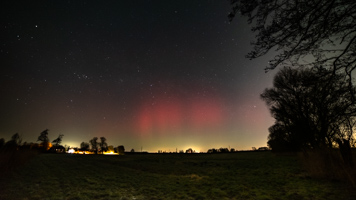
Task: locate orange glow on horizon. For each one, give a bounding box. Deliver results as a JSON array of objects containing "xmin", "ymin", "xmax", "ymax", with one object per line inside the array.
[
  {"xmin": 67, "ymin": 148, "xmax": 94, "ymax": 154},
  {"xmin": 103, "ymin": 151, "xmax": 118, "ymax": 155}
]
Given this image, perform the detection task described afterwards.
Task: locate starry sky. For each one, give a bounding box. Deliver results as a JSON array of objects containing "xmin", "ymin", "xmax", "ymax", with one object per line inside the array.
[{"xmin": 1, "ymin": 0, "xmax": 277, "ymax": 152}]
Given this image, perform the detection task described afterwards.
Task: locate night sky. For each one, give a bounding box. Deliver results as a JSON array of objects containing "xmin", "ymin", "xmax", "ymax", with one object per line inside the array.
[{"xmin": 1, "ymin": 0, "xmax": 277, "ymax": 152}]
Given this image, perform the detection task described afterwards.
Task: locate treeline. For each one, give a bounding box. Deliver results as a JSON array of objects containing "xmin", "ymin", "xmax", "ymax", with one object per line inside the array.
[
  {"xmin": 0, "ymin": 130, "xmax": 130, "ymax": 155},
  {"xmin": 73, "ymin": 136, "xmax": 126, "ymax": 155},
  {"xmin": 207, "ymin": 147, "xmax": 236, "ymax": 153},
  {"xmin": 157, "ymin": 147, "xmax": 270, "ymax": 154},
  {"xmin": 0, "ymin": 130, "xmax": 64, "ymax": 153}
]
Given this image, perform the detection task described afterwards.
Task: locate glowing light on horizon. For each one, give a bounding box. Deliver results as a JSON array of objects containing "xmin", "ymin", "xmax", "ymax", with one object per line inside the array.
[
  {"xmin": 103, "ymin": 151, "xmax": 118, "ymax": 155},
  {"xmin": 68, "ymin": 148, "xmax": 75, "ymax": 153}
]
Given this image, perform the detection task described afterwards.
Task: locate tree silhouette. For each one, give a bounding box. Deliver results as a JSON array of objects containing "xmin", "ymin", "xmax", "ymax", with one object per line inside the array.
[
  {"xmin": 207, "ymin": 148, "xmax": 218, "ymax": 153},
  {"xmin": 262, "ymin": 67, "xmax": 356, "ymax": 151},
  {"xmin": 52, "ymin": 134, "xmax": 64, "ymax": 147},
  {"xmin": 11, "ymin": 133, "xmax": 22, "ymax": 146},
  {"xmin": 4, "ymin": 133, "xmax": 22, "ymax": 151},
  {"xmin": 230, "ymin": 0, "xmax": 356, "ymax": 168},
  {"xmin": 229, "ymin": 0, "xmax": 356, "ymax": 73},
  {"xmin": 37, "ymin": 129, "xmax": 49, "ymax": 143},
  {"xmin": 37, "ymin": 129, "xmax": 50, "ymax": 151},
  {"xmin": 89, "ymin": 137, "xmax": 98, "ymax": 154},
  {"xmin": 219, "ymin": 148, "xmax": 229, "ymax": 153},
  {"xmin": 99, "ymin": 137, "xmax": 108, "ymax": 154},
  {"xmin": 80, "ymin": 142, "xmax": 90, "ymax": 151},
  {"xmin": 117, "ymin": 145, "xmax": 125, "ymax": 155},
  {"xmin": 267, "ymin": 123, "xmax": 300, "ymax": 152}
]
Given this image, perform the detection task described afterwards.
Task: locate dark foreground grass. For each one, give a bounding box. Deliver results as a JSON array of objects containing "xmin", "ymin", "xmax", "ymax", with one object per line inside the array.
[
  {"xmin": 299, "ymin": 149, "xmax": 356, "ymax": 186},
  {"xmin": 1, "ymin": 152, "xmax": 355, "ymax": 200}
]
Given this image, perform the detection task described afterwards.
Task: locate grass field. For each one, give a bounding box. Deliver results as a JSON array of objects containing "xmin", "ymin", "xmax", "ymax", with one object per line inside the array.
[{"xmin": 1, "ymin": 151, "xmax": 355, "ymax": 200}]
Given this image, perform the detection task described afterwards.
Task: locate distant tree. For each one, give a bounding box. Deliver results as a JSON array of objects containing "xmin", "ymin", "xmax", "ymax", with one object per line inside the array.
[
  {"xmin": 99, "ymin": 137, "xmax": 108, "ymax": 154},
  {"xmin": 229, "ymin": 0, "xmax": 356, "ymax": 74},
  {"xmin": 130, "ymin": 148, "xmax": 135, "ymax": 153},
  {"xmin": 219, "ymin": 148, "xmax": 229, "ymax": 153},
  {"xmin": 52, "ymin": 134, "xmax": 64, "ymax": 147},
  {"xmin": 4, "ymin": 133, "xmax": 22, "ymax": 151},
  {"xmin": 64, "ymin": 145, "xmax": 69, "ymax": 152},
  {"xmin": 261, "ymin": 67, "xmax": 356, "ymax": 151},
  {"xmin": 207, "ymin": 148, "xmax": 218, "ymax": 153},
  {"xmin": 89, "ymin": 137, "xmax": 98, "ymax": 154},
  {"xmin": 117, "ymin": 145, "xmax": 125, "ymax": 155},
  {"xmin": 37, "ymin": 129, "xmax": 50, "ymax": 152},
  {"xmin": 11, "ymin": 133, "xmax": 22, "ymax": 146},
  {"xmin": 37, "ymin": 129, "xmax": 49, "ymax": 143},
  {"xmin": 80, "ymin": 142, "xmax": 90, "ymax": 151}
]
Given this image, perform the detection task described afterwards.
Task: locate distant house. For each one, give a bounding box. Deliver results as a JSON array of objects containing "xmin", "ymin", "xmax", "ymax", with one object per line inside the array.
[{"xmin": 49, "ymin": 145, "xmax": 65, "ymax": 153}]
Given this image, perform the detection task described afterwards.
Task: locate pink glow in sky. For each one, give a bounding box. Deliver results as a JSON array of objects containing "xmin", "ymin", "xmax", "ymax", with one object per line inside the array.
[
  {"xmin": 0, "ymin": 1, "xmax": 277, "ymax": 152},
  {"xmin": 136, "ymin": 84, "xmax": 227, "ymax": 136}
]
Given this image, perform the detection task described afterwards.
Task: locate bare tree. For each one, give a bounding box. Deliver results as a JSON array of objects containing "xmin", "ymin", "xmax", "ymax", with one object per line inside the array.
[
  {"xmin": 3, "ymin": 133, "xmax": 22, "ymax": 151},
  {"xmin": 99, "ymin": 137, "xmax": 108, "ymax": 154},
  {"xmin": 229, "ymin": 0, "xmax": 356, "ymax": 73},
  {"xmin": 89, "ymin": 137, "xmax": 98, "ymax": 154},
  {"xmin": 52, "ymin": 134, "xmax": 64, "ymax": 147},
  {"xmin": 11, "ymin": 133, "xmax": 22, "ymax": 146},
  {"xmin": 37, "ymin": 129, "xmax": 50, "ymax": 151},
  {"xmin": 37, "ymin": 129, "xmax": 49, "ymax": 143}
]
